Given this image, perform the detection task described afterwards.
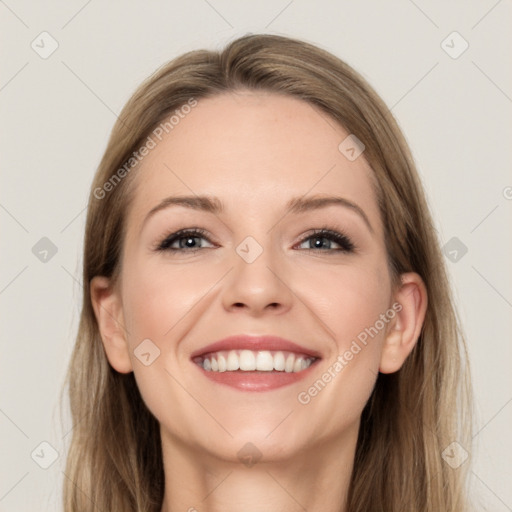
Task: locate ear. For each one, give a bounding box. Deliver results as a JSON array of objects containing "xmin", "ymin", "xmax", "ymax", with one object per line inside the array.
[
  {"xmin": 379, "ymin": 272, "xmax": 428, "ymax": 374},
  {"xmin": 90, "ymin": 276, "xmax": 133, "ymax": 373}
]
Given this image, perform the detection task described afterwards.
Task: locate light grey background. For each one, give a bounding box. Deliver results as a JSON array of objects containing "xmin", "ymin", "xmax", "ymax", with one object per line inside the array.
[{"xmin": 1, "ymin": 1, "xmax": 511, "ymax": 510}]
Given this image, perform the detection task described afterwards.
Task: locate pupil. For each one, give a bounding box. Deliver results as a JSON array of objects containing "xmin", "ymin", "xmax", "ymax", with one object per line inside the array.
[{"xmin": 314, "ymin": 237, "xmax": 326, "ymax": 249}]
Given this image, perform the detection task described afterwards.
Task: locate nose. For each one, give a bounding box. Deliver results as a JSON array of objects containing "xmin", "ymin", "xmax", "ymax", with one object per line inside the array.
[{"xmin": 221, "ymin": 239, "xmax": 294, "ymax": 316}]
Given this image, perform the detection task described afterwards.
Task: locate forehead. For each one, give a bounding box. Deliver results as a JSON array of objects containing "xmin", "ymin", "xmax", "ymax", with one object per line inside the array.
[{"xmin": 127, "ymin": 91, "xmax": 381, "ymax": 235}]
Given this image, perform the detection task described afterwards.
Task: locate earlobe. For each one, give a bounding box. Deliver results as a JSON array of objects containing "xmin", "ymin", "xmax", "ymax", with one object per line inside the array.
[
  {"xmin": 379, "ymin": 272, "xmax": 428, "ymax": 374},
  {"xmin": 90, "ymin": 276, "xmax": 133, "ymax": 374}
]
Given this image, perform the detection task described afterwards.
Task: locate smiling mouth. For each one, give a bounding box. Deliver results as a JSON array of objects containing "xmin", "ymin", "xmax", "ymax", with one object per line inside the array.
[{"xmin": 193, "ymin": 349, "xmax": 317, "ymax": 373}]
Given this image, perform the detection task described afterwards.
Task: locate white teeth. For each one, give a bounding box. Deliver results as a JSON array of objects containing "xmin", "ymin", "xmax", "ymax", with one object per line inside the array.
[
  {"xmin": 239, "ymin": 350, "xmax": 256, "ymax": 371},
  {"xmin": 217, "ymin": 353, "xmax": 227, "ymax": 372},
  {"xmin": 285, "ymin": 354, "xmax": 295, "ymax": 373},
  {"xmin": 198, "ymin": 350, "xmax": 316, "ymax": 373},
  {"xmin": 273, "ymin": 351, "xmax": 285, "ymax": 371},
  {"xmin": 226, "ymin": 350, "xmax": 240, "ymax": 371},
  {"xmin": 256, "ymin": 351, "xmax": 274, "ymax": 371}
]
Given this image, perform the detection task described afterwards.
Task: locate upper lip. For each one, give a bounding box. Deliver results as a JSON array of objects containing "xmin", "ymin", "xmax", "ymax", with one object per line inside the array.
[{"xmin": 190, "ymin": 334, "xmax": 322, "ymax": 359}]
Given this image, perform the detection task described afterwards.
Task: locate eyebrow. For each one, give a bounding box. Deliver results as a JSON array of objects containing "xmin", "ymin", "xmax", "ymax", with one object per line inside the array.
[{"xmin": 142, "ymin": 194, "xmax": 374, "ymax": 233}]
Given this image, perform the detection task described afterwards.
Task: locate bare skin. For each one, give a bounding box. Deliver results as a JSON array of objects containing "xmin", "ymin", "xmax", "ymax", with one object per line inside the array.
[{"xmin": 91, "ymin": 91, "xmax": 427, "ymax": 512}]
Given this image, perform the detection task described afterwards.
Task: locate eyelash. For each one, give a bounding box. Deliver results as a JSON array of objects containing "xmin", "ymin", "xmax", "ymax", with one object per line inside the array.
[{"xmin": 155, "ymin": 227, "xmax": 356, "ymax": 254}]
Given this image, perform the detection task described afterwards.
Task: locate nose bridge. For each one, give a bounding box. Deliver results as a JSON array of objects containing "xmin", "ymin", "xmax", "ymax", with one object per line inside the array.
[{"xmin": 222, "ymin": 232, "xmax": 292, "ymax": 313}]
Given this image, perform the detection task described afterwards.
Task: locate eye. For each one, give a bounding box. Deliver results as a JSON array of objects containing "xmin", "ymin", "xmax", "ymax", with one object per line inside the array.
[
  {"xmin": 156, "ymin": 229, "xmax": 215, "ymax": 252},
  {"xmin": 295, "ymin": 228, "xmax": 355, "ymax": 253},
  {"xmin": 155, "ymin": 227, "xmax": 355, "ymax": 254}
]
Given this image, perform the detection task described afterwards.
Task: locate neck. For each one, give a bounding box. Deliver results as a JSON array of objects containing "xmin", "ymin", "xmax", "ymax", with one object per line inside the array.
[{"xmin": 159, "ymin": 427, "xmax": 358, "ymax": 512}]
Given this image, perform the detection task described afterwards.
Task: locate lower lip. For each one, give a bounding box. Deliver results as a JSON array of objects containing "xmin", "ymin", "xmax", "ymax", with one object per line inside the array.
[{"xmin": 192, "ymin": 360, "xmax": 320, "ymax": 392}]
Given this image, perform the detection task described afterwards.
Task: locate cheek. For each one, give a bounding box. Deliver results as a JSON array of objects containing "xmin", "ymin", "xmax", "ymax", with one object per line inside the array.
[
  {"xmin": 122, "ymin": 257, "xmax": 215, "ymax": 343},
  {"xmin": 296, "ymin": 257, "xmax": 391, "ymax": 352},
  {"xmin": 291, "ymin": 261, "xmax": 391, "ymax": 437},
  {"xmin": 119, "ymin": 258, "xmax": 221, "ymax": 436}
]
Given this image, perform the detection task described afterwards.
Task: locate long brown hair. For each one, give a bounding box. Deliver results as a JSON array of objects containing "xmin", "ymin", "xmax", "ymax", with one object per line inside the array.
[{"xmin": 62, "ymin": 33, "xmax": 473, "ymax": 511}]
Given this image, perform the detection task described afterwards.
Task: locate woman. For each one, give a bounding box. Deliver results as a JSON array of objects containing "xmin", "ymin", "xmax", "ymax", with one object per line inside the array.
[{"xmin": 63, "ymin": 33, "xmax": 473, "ymax": 511}]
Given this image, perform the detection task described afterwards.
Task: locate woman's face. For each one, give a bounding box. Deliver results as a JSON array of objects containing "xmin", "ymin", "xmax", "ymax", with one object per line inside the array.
[{"xmin": 100, "ymin": 91, "xmax": 406, "ymax": 463}]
